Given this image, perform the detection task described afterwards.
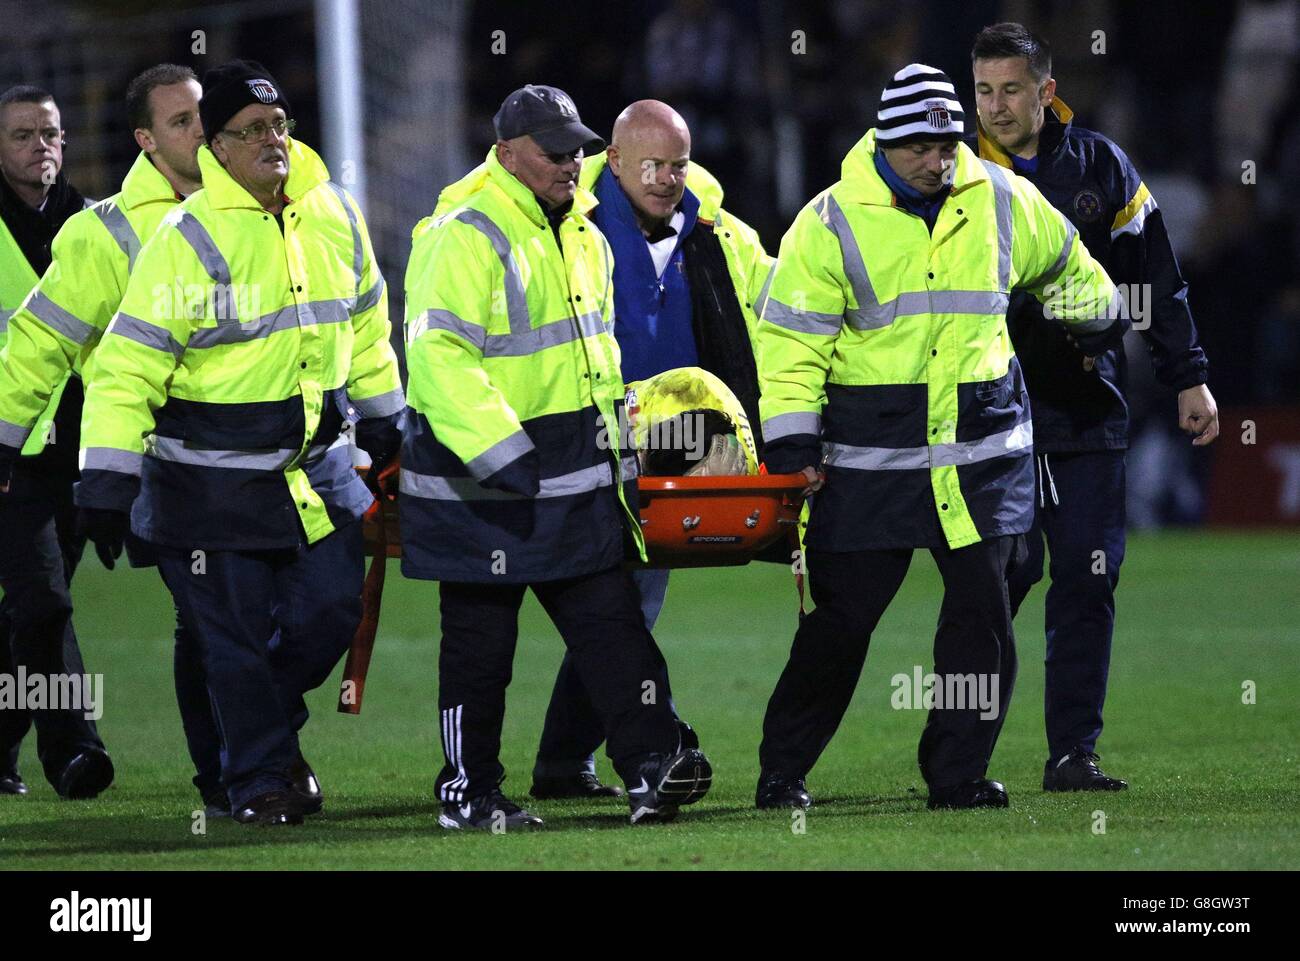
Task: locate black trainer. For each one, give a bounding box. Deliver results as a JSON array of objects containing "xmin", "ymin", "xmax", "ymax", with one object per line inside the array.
[
  {"xmin": 1043, "ymin": 748, "xmax": 1128, "ymax": 792},
  {"xmin": 927, "ymin": 778, "xmax": 1009, "ymax": 810},
  {"xmin": 0, "ymin": 769, "xmax": 28, "ymax": 796},
  {"xmin": 627, "ymin": 748, "xmax": 713, "ymax": 825},
  {"xmin": 439, "ymin": 789, "xmax": 544, "ymax": 831},
  {"xmin": 755, "ymin": 772, "xmax": 813, "ymax": 810},
  {"xmin": 530, "ymin": 771, "xmax": 625, "ymax": 799},
  {"xmin": 233, "ymin": 789, "xmax": 307, "ymax": 826}
]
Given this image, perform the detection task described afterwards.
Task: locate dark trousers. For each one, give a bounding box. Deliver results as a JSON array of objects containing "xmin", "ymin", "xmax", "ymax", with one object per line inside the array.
[
  {"xmin": 155, "ymin": 522, "xmax": 363, "ymax": 808},
  {"xmin": 533, "ymin": 566, "xmax": 674, "ymax": 778},
  {"xmin": 0, "ymin": 465, "xmax": 106, "ymax": 784},
  {"xmin": 1007, "ymin": 450, "xmax": 1125, "ymax": 761},
  {"xmin": 435, "ymin": 565, "xmax": 680, "ymax": 803},
  {"xmin": 760, "ymin": 536, "xmax": 1019, "ymax": 789},
  {"xmin": 171, "ymin": 599, "xmax": 223, "ymax": 801}
]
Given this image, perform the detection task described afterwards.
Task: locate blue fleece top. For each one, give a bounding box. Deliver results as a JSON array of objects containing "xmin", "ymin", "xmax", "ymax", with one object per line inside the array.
[
  {"xmin": 1010, "ymin": 153, "xmax": 1039, "ymax": 174},
  {"xmin": 872, "ymin": 148, "xmax": 951, "ymax": 233},
  {"xmin": 592, "ymin": 164, "xmax": 701, "ymax": 382}
]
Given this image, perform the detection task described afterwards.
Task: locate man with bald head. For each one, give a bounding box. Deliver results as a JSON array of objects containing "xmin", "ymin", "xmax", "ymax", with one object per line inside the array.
[{"xmin": 529, "ymin": 99, "xmax": 774, "ymax": 801}]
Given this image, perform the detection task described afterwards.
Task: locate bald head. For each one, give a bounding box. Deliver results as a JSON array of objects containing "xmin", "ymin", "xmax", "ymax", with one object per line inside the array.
[{"xmin": 607, "ymin": 100, "xmax": 691, "ymax": 233}]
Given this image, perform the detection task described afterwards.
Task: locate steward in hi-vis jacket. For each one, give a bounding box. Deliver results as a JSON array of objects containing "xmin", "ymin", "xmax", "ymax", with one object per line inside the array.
[
  {"xmin": 753, "ymin": 65, "xmax": 1128, "ymax": 814},
  {"xmin": 401, "ymin": 85, "xmax": 711, "ymax": 830},
  {"xmin": 76, "ymin": 62, "xmax": 403, "ymax": 826}
]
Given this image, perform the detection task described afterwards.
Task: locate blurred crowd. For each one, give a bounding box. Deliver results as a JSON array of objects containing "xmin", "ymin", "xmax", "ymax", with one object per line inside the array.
[{"xmin": 6, "ymin": 0, "xmax": 1297, "ymax": 525}]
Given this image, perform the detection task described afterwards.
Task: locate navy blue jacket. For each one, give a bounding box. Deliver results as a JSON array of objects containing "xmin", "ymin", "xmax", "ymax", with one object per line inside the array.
[{"xmin": 976, "ymin": 99, "xmax": 1208, "ymax": 452}]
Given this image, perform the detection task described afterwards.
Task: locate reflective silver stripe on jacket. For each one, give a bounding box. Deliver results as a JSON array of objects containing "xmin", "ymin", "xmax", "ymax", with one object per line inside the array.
[
  {"xmin": 464, "ymin": 428, "xmax": 535, "ymax": 481},
  {"xmin": 325, "ymin": 181, "xmax": 365, "ymax": 295},
  {"xmin": 762, "ymin": 299, "xmax": 842, "ymax": 336},
  {"xmin": 23, "ymin": 291, "xmax": 97, "ymax": 345},
  {"xmin": 822, "ymin": 421, "xmax": 1033, "ymax": 471},
  {"xmin": 762, "ymin": 411, "xmax": 822, "ymax": 442},
  {"xmin": 174, "ymin": 212, "xmax": 237, "ymax": 322},
  {"xmin": 0, "ymin": 308, "xmax": 11, "ymax": 334},
  {"xmin": 80, "ymin": 447, "xmax": 144, "ymax": 475},
  {"xmin": 412, "ymin": 307, "xmax": 606, "ymax": 358},
  {"xmin": 980, "ymin": 160, "xmax": 1014, "ymax": 292},
  {"xmin": 0, "ymin": 415, "xmax": 30, "ymax": 448},
  {"xmin": 110, "ymin": 313, "xmax": 185, "ymax": 360},
  {"xmin": 93, "ymin": 201, "xmax": 142, "ymax": 271},
  {"xmin": 818, "ymin": 193, "xmax": 892, "ymax": 330},
  {"xmin": 142, "ymin": 432, "xmax": 348, "ymax": 471},
  {"xmin": 186, "ymin": 299, "xmax": 354, "ymax": 349},
  {"xmin": 400, "ymin": 461, "xmax": 617, "ymax": 502},
  {"xmin": 351, "ymin": 388, "xmax": 405, "ymax": 419},
  {"xmin": 454, "ymin": 209, "xmax": 531, "ymax": 335}
]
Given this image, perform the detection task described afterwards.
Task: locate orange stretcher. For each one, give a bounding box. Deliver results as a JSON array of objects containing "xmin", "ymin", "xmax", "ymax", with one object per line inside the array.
[{"xmin": 340, "ymin": 465, "xmax": 807, "ymax": 714}]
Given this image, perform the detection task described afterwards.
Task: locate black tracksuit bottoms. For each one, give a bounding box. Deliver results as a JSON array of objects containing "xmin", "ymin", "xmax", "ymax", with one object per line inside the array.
[
  {"xmin": 435, "ymin": 564, "xmax": 680, "ymax": 803},
  {"xmin": 759, "ymin": 535, "xmax": 1020, "ymax": 790}
]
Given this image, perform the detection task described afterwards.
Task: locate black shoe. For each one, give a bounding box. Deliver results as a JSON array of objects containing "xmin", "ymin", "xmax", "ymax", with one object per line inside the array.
[
  {"xmin": 233, "ymin": 789, "xmax": 306, "ymax": 826},
  {"xmin": 438, "ymin": 788, "xmax": 543, "ymax": 831},
  {"xmin": 289, "ymin": 753, "xmax": 323, "ymax": 815},
  {"xmin": 0, "ymin": 770, "xmax": 28, "ymax": 795},
  {"xmin": 627, "ymin": 748, "xmax": 713, "ymax": 825},
  {"xmin": 755, "ymin": 772, "xmax": 813, "ymax": 810},
  {"xmin": 927, "ymin": 778, "xmax": 1009, "ymax": 810},
  {"xmin": 56, "ymin": 748, "xmax": 114, "ymax": 800},
  {"xmin": 1043, "ymin": 748, "xmax": 1128, "ymax": 792},
  {"xmin": 676, "ymin": 719, "xmax": 699, "ymax": 752},
  {"xmin": 200, "ymin": 788, "xmax": 231, "ymax": 819},
  {"xmin": 530, "ymin": 771, "xmax": 625, "ymax": 800}
]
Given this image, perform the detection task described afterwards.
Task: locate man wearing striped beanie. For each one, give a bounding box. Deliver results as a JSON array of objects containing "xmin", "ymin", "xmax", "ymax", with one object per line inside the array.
[
  {"xmin": 752, "ymin": 63, "xmax": 1127, "ymax": 812},
  {"xmin": 873, "ymin": 63, "xmax": 966, "ymax": 230}
]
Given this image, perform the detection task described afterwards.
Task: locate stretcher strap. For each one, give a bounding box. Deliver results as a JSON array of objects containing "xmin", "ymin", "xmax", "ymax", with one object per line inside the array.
[{"xmin": 338, "ymin": 461, "xmax": 397, "ymax": 714}]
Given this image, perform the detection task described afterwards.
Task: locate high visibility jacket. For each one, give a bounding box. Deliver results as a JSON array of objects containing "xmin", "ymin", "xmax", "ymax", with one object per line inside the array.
[
  {"xmin": 76, "ymin": 138, "xmax": 404, "ymax": 550},
  {"xmin": 759, "ymin": 129, "xmax": 1126, "ymax": 551},
  {"xmin": 0, "ymin": 152, "xmax": 178, "ymax": 461},
  {"xmin": 400, "ymin": 146, "xmax": 638, "ymax": 584},
  {"xmin": 0, "ymin": 215, "xmax": 49, "ymax": 457}
]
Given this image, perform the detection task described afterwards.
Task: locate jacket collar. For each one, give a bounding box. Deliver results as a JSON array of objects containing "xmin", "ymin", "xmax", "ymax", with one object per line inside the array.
[
  {"xmin": 196, "ymin": 137, "xmax": 330, "ymax": 210},
  {"xmin": 120, "ymin": 151, "xmax": 183, "ymax": 210},
  {"xmin": 977, "ymin": 96, "xmax": 1074, "ymax": 169},
  {"xmin": 837, "ymin": 127, "xmax": 990, "ymax": 207},
  {"xmin": 435, "ymin": 147, "xmax": 598, "ymax": 228}
]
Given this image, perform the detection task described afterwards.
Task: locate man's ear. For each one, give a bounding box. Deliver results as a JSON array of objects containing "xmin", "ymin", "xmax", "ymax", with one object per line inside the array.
[
  {"xmin": 1040, "ymin": 77, "xmax": 1057, "ymax": 107},
  {"xmin": 606, "ymin": 144, "xmax": 620, "ymax": 176},
  {"xmin": 210, "ymin": 136, "xmax": 227, "ymax": 166},
  {"xmin": 134, "ymin": 128, "xmax": 155, "ymax": 154},
  {"xmin": 496, "ymin": 139, "xmax": 514, "ymax": 174}
]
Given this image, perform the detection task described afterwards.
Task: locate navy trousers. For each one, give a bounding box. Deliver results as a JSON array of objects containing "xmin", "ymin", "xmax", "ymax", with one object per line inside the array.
[
  {"xmin": 155, "ymin": 521, "xmax": 363, "ymax": 808},
  {"xmin": 1006, "ymin": 450, "xmax": 1126, "ymax": 761},
  {"xmin": 532, "ymin": 566, "xmax": 673, "ymax": 779},
  {"xmin": 0, "ymin": 465, "xmax": 107, "ymax": 785},
  {"xmin": 760, "ymin": 536, "xmax": 1020, "ymax": 789},
  {"xmin": 435, "ymin": 565, "xmax": 680, "ymax": 803}
]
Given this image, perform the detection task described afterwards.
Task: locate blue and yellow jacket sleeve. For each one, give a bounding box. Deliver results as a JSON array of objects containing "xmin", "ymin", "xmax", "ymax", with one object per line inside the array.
[{"xmin": 1105, "ymin": 141, "xmax": 1207, "ymax": 390}]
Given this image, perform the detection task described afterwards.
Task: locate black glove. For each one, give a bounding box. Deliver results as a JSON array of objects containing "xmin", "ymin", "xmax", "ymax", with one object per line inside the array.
[
  {"xmin": 77, "ymin": 508, "xmax": 129, "ymax": 570},
  {"xmin": 354, "ymin": 418, "xmax": 402, "ymax": 477}
]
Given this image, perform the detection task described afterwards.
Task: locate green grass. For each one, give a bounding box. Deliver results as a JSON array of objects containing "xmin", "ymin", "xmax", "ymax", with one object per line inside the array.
[{"xmin": 2, "ymin": 530, "xmax": 1297, "ymax": 870}]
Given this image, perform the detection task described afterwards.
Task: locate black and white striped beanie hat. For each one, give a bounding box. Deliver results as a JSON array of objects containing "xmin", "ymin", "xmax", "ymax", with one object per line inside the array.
[{"xmin": 876, "ymin": 63, "xmax": 965, "ymax": 145}]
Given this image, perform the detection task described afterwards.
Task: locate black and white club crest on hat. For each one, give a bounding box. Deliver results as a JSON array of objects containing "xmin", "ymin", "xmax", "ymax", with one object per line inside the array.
[{"xmin": 246, "ymin": 78, "xmax": 279, "ymax": 104}]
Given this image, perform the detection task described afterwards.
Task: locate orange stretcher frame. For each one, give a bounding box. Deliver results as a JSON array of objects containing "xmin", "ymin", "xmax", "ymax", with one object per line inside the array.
[{"xmin": 341, "ymin": 467, "xmax": 807, "ymax": 714}]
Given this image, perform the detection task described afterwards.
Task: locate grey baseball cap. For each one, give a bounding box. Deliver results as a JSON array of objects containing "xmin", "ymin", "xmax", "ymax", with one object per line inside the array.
[{"xmin": 493, "ymin": 84, "xmax": 605, "ymax": 154}]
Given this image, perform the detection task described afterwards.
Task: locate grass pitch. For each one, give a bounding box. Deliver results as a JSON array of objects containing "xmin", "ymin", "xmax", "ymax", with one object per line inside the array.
[{"xmin": 1, "ymin": 530, "xmax": 1296, "ymax": 870}]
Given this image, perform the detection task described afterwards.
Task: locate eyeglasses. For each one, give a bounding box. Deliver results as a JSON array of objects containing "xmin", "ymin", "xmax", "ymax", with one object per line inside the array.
[{"xmin": 220, "ymin": 117, "xmax": 295, "ymax": 145}]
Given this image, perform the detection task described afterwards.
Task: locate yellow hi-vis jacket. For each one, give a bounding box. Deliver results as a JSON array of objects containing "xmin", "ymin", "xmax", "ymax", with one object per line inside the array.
[
  {"xmin": 759, "ymin": 129, "xmax": 1127, "ymax": 551},
  {"xmin": 399, "ymin": 146, "xmax": 639, "ymax": 583},
  {"xmin": 76, "ymin": 138, "xmax": 404, "ymax": 550},
  {"xmin": 0, "ymin": 152, "xmax": 179, "ymax": 461}
]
